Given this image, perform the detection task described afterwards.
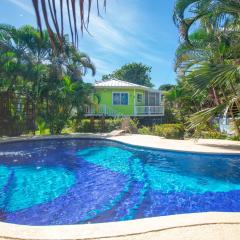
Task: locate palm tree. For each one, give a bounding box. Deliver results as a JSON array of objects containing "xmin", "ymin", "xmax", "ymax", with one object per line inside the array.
[
  {"xmin": 0, "ymin": 24, "xmax": 96, "ymax": 135},
  {"xmin": 174, "ymin": 0, "xmax": 240, "ymax": 136},
  {"xmin": 174, "ymin": 0, "xmax": 240, "ymax": 44},
  {"xmin": 59, "ymin": 42, "xmax": 96, "ymax": 81}
]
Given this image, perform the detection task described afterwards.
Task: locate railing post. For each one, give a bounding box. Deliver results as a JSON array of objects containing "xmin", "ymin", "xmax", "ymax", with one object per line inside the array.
[{"xmin": 104, "ymin": 104, "xmax": 107, "ymax": 115}]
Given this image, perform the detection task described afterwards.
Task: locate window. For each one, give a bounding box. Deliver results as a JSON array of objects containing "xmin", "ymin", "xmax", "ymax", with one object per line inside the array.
[
  {"xmin": 112, "ymin": 92, "xmax": 129, "ymax": 105},
  {"xmin": 137, "ymin": 93, "xmax": 143, "ymax": 103},
  {"xmin": 149, "ymin": 92, "xmax": 156, "ymax": 106},
  {"xmin": 113, "ymin": 93, "xmax": 121, "ymax": 105}
]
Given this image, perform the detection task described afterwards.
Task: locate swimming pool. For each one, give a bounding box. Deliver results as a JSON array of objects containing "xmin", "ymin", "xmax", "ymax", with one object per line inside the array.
[{"xmin": 0, "ymin": 138, "xmax": 240, "ymax": 226}]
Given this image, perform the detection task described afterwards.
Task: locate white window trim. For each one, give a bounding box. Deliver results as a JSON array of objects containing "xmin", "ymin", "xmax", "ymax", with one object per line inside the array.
[
  {"xmin": 112, "ymin": 92, "xmax": 129, "ymax": 106},
  {"xmin": 136, "ymin": 92, "xmax": 144, "ymax": 103}
]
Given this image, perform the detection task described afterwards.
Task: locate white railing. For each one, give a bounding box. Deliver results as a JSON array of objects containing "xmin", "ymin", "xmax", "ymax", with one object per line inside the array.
[
  {"xmin": 135, "ymin": 106, "xmax": 164, "ymax": 116},
  {"xmin": 85, "ymin": 104, "xmax": 106, "ymax": 115},
  {"xmin": 85, "ymin": 104, "xmax": 124, "ymax": 117},
  {"xmin": 85, "ymin": 105, "xmax": 164, "ymax": 117}
]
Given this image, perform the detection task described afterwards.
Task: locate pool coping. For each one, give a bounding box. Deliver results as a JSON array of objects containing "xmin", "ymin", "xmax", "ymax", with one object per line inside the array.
[
  {"xmin": 0, "ymin": 133, "xmax": 240, "ymax": 155},
  {"xmin": 0, "ymin": 134, "xmax": 240, "ymax": 239},
  {"xmin": 0, "ymin": 212, "xmax": 240, "ymax": 240}
]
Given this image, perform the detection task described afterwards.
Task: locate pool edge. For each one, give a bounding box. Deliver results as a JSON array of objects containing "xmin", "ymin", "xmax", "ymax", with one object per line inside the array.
[
  {"xmin": 0, "ymin": 135, "xmax": 240, "ymax": 239},
  {"xmin": 0, "ymin": 212, "xmax": 240, "ymax": 240},
  {"xmin": 0, "ymin": 134, "xmax": 240, "ymax": 155}
]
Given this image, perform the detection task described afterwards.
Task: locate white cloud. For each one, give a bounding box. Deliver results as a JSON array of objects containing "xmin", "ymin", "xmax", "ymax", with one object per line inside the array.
[
  {"xmin": 8, "ymin": 0, "xmax": 174, "ymax": 84},
  {"xmin": 90, "ymin": 57, "xmax": 114, "ymax": 74},
  {"xmin": 8, "ymin": 0, "xmax": 34, "ymax": 15},
  {"xmin": 140, "ymin": 51, "xmax": 172, "ymax": 66},
  {"xmin": 87, "ymin": 14, "xmax": 129, "ymax": 56}
]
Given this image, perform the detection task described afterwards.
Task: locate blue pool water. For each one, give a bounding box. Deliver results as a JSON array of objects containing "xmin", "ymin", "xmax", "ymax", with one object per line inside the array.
[{"xmin": 0, "ymin": 138, "xmax": 240, "ymax": 225}]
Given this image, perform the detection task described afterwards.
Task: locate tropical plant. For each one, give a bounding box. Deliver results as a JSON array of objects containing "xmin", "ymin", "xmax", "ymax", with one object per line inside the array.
[
  {"xmin": 31, "ymin": 0, "xmax": 107, "ymax": 48},
  {"xmin": 0, "ymin": 24, "xmax": 95, "ymax": 136},
  {"xmin": 173, "ymin": 0, "xmax": 240, "ymax": 44},
  {"xmin": 153, "ymin": 124, "xmax": 185, "ymax": 139},
  {"xmin": 102, "ymin": 63, "xmax": 154, "ymax": 87},
  {"xmin": 173, "ymin": 0, "xmax": 240, "ymax": 137}
]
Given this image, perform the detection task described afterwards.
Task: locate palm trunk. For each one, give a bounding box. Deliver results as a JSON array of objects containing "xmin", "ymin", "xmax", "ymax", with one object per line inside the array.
[{"xmin": 211, "ymin": 87, "xmax": 220, "ymax": 105}]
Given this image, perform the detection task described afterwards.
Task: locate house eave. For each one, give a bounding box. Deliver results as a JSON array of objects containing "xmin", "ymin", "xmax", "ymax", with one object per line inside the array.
[{"xmin": 95, "ymin": 86, "xmax": 161, "ymax": 92}]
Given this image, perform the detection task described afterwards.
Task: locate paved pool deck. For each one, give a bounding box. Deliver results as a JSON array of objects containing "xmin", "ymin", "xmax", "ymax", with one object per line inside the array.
[
  {"xmin": 0, "ymin": 212, "xmax": 240, "ymax": 240},
  {"xmin": 1, "ymin": 133, "xmax": 240, "ymax": 154},
  {"xmin": 108, "ymin": 134, "xmax": 240, "ymax": 154},
  {"xmin": 0, "ymin": 134, "xmax": 240, "ymax": 240}
]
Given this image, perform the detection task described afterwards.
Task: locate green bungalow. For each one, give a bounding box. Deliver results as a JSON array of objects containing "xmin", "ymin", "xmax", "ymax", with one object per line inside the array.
[{"xmin": 85, "ymin": 79, "xmax": 164, "ymax": 117}]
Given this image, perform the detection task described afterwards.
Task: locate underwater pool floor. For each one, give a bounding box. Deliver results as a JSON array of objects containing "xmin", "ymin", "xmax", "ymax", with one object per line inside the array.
[
  {"xmin": 0, "ymin": 136, "xmax": 240, "ymax": 226},
  {"xmin": 0, "ymin": 135, "xmax": 240, "ymax": 239}
]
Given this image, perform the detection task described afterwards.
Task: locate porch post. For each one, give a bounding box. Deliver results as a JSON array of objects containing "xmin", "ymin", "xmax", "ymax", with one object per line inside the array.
[
  {"xmin": 104, "ymin": 104, "xmax": 107, "ymax": 115},
  {"xmin": 133, "ymin": 88, "xmax": 136, "ymax": 116}
]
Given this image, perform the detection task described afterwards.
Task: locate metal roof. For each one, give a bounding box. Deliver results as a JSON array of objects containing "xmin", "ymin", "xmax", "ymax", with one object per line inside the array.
[{"xmin": 94, "ymin": 78, "xmax": 150, "ymax": 89}]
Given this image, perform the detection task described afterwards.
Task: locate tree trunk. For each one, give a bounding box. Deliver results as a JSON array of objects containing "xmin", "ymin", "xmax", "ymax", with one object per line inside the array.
[{"xmin": 211, "ymin": 87, "xmax": 220, "ymax": 105}]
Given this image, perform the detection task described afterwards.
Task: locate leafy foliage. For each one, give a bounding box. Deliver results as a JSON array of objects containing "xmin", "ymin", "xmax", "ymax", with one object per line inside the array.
[
  {"xmin": 138, "ymin": 124, "xmax": 185, "ymax": 139},
  {"xmin": 153, "ymin": 124, "xmax": 185, "ymax": 139},
  {"xmin": 72, "ymin": 118, "xmax": 138, "ymax": 133},
  {"xmin": 31, "ymin": 0, "xmax": 107, "ymax": 49},
  {"xmin": 159, "ymin": 84, "xmax": 175, "ymax": 91},
  {"xmin": 172, "ymin": 0, "xmax": 240, "ymax": 137},
  {"xmin": 0, "ymin": 24, "xmax": 95, "ymax": 136},
  {"xmin": 138, "ymin": 126, "xmax": 152, "ymax": 135},
  {"xmin": 102, "ymin": 63, "xmax": 154, "ymax": 87}
]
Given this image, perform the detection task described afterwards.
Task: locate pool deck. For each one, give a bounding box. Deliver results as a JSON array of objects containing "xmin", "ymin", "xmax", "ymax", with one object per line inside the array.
[
  {"xmin": 109, "ymin": 134, "xmax": 240, "ymax": 154},
  {"xmin": 1, "ymin": 133, "xmax": 239, "ymax": 154},
  {"xmin": 0, "ymin": 134, "xmax": 240, "ymax": 240},
  {"xmin": 0, "ymin": 212, "xmax": 240, "ymax": 240}
]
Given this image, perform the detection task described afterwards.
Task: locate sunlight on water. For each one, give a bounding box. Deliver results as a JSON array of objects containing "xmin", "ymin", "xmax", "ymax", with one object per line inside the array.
[
  {"xmin": 0, "ymin": 165, "xmax": 75, "ymax": 211},
  {"xmin": 77, "ymin": 146, "xmax": 240, "ymax": 193},
  {"xmin": 0, "ymin": 139, "xmax": 240, "ymax": 225}
]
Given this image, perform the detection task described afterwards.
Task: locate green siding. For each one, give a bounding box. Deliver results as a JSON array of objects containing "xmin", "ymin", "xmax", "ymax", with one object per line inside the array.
[{"xmin": 96, "ymin": 88, "xmax": 144, "ymax": 116}]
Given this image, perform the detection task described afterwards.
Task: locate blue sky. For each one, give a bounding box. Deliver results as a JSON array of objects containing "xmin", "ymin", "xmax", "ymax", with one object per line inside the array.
[{"xmin": 0, "ymin": 0, "xmax": 179, "ymax": 87}]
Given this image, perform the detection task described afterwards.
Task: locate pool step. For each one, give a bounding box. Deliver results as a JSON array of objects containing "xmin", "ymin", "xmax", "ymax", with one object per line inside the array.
[{"xmin": 89, "ymin": 157, "xmax": 150, "ymax": 223}]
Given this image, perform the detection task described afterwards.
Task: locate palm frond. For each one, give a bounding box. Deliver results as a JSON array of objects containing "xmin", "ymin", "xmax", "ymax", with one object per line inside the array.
[
  {"xmin": 32, "ymin": 0, "xmax": 106, "ymax": 49},
  {"xmin": 187, "ymin": 62, "xmax": 240, "ymax": 93},
  {"xmin": 188, "ymin": 103, "xmax": 227, "ymax": 129},
  {"xmin": 174, "ymin": 0, "xmax": 240, "ymax": 44}
]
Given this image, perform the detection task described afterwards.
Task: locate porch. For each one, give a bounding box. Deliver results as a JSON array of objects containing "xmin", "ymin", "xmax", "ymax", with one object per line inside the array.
[
  {"xmin": 134, "ymin": 105, "xmax": 164, "ymax": 116},
  {"xmin": 84, "ymin": 104, "xmax": 164, "ymax": 117},
  {"xmin": 133, "ymin": 90, "xmax": 164, "ymax": 116}
]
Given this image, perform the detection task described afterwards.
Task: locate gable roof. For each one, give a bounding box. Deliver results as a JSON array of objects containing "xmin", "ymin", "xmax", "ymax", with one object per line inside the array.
[{"xmin": 94, "ymin": 78, "xmax": 150, "ymax": 90}]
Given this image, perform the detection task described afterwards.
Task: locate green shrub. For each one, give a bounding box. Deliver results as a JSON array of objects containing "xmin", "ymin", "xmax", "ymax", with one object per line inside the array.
[
  {"xmin": 36, "ymin": 117, "xmax": 48, "ymax": 135},
  {"xmin": 201, "ymin": 130, "xmax": 227, "ymax": 139},
  {"xmin": 153, "ymin": 124, "xmax": 185, "ymax": 139},
  {"xmin": 191, "ymin": 123, "xmax": 226, "ymax": 139},
  {"xmin": 105, "ymin": 119, "xmax": 122, "ymax": 132},
  {"xmin": 128, "ymin": 119, "xmax": 139, "ymax": 133},
  {"xmin": 73, "ymin": 118, "xmax": 122, "ymax": 133},
  {"xmin": 138, "ymin": 127, "xmax": 152, "ymax": 135},
  {"xmin": 229, "ymin": 135, "xmax": 240, "ymax": 141},
  {"xmin": 76, "ymin": 119, "xmax": 92, "ymax": 132}
]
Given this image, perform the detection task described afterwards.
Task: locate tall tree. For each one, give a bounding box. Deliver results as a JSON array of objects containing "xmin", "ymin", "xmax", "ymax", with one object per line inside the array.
[
  {"xmin": 173, "ymin": 0, "xmax": 240, "ymax": 136},
  {"xmin": 0, "ymin": 24, "xmax": 95, "ymax": 136},
  {"xmin": 102, "ymin": 63, "xmax": 154, "ymax": 87},
  {"xmin": 159, "ymin": 84, "xmax": 175, "ymax": 91}
]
